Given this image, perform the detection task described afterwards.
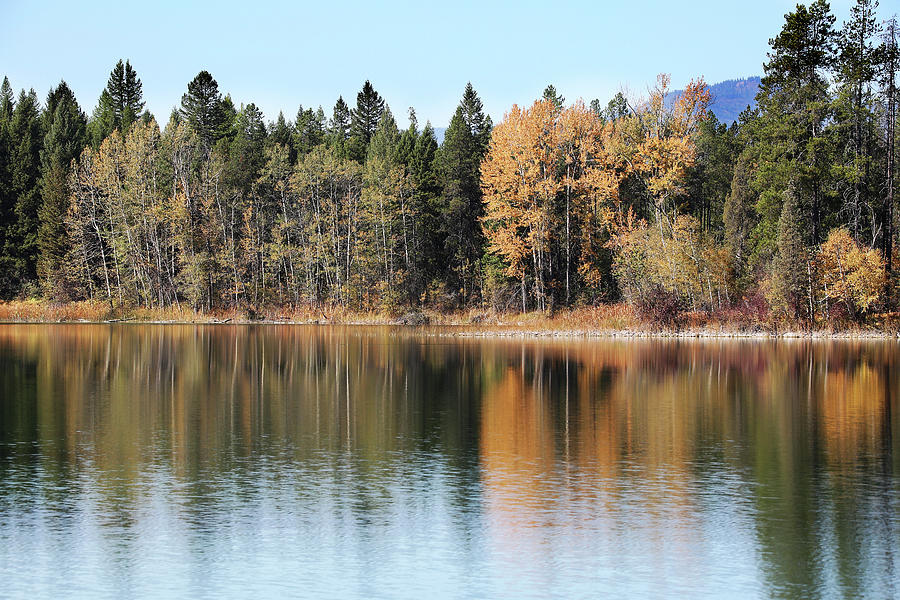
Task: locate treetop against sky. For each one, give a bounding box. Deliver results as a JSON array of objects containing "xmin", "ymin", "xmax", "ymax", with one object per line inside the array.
[{"xmin": 0, "ymin": 0, "xmax": 872, "ymax": 127}]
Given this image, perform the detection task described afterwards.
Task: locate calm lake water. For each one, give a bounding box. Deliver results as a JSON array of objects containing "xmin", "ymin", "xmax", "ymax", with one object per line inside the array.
[{"xmin": 0, "ymin": 324, "xmax": 898, "ymax": 599}]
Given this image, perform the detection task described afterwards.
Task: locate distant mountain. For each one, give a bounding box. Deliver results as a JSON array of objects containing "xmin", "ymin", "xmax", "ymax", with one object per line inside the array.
[
  {"xmin": 705, "ymin": 76, "xmax": 760, "ymax": 123},
  {"xmin": 667, "ymin": 76, "xmax": 760, "ymax": 124},
  {"xmin": 434, "ymin": 126, "xmax": 446, "ymax": 145}
]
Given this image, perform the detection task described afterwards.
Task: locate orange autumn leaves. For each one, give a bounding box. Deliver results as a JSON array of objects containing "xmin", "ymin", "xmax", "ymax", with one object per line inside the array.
[
  {"xmin": 480, "ymin": 100, "xmax": 621, "ymax": 308},
  {"xmin": 626, "ymin": 75, "xmax": 711, "ymax": 217},
  {"xmin": 480, "ymin": 75, "xmax": 711, "ymax": 307}
]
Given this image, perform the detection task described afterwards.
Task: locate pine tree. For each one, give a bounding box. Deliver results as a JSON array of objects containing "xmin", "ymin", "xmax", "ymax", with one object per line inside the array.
[
  {"xmin": 603, "ymin": 92, "xmax": 629, "ymax": 121},
  {"xmin": 37, "ymin": 81, "xmax": 87, "ymax": 298},
  {"xmin": 2, "ymin": 89, "xmax": 43, "ymax": 296},
  {"xmin": 880, "ymin": 17, "xmax": 898, "ymax": 278},
  {"xmin": 724, "ymin": 151, "xmax": 755, "ymax": 278},
  {"xmin": 349, "ymin": 80, "xmax": 384, "ymax": 161},
  {"xmin": 0, "ymin": 77, "xmax": 14, "ymax": 255},
  {"xmin": 773, "ymin": 180, "xmax": 812, "ymax": 320},
  {"xmin": 268, "ymin": 111, "xmax": 295, "ymax": 163},
  {"xmin": 294, "ymin": 105, "xmax": 326, "ymax": 155},
  {"xmin": 89, "ymin": 59, "xmax": 145, "ymax": 145},
  {"xmin": 180, "ymin": 71, "xmax": 227, "ymax": 150},
  {"xmin": 436, "ymin": 83, "xmax": 492, "ymax": 304},
  {"xmin": 542, "ymin": 84, "xmax": 565, "ymax": 111},
  {"xmin": 738, "ymin": 0, "xmax": 838, "ymax": 274},
  {"xmin": 835, "ymin": 0, "xmax": 880, "ymax": 241}
]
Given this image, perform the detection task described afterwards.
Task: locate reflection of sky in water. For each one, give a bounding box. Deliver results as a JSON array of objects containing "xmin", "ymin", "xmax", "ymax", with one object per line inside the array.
[{"xmin": 0, "ymin": 325, "xmax": 898, "ymax": 598}]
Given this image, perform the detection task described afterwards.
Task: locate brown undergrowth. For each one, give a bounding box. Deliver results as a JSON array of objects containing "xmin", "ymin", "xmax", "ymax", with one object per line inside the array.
[{"xmin": 0, "ymin": 300, "xmax": 897, "ymax": 337}]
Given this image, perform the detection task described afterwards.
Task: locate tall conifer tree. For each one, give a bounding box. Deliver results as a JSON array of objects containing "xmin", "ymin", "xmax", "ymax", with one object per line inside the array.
[
  {"xmin": 2, "ymin": 89, "xmax": 43, "ymax": 296},
  {"xmin": 37, "ymin": 81, "xmax": 87, "ymax": 297},
  {"xmin": 774, "ymin": 180, "xmax": 811, "ymax": 319},
  {"xmin": 349, "ymin": 81, "xmax": 384, "ymax": 161},
  {"xmin": 181, "ymin": 71, "xmax": 227, "ymax": 150},
  {"xmin": 89, "ymin": 59, "xmax": 144, "ymax": 145},
  {"xmin": 437, "ymin": 83, "xmax": 492, "ymax": 304},
  {"xmin": 880, "ymin": 17, "xmax": 898, "ymax": 277},
  {"xmin": 0, "ymin": 77, "xmax": 14, "ymax": 255},
  {"xmin": 835, "ymin": 0, "xmax": 881, "ymax": 240},
  {"xmin": 740, "ymin": 0, "xmax": 837, "ymax": 268},
  {"xmin": 328, "ymin": 96, "xmax": 351, "ymax": 158}
]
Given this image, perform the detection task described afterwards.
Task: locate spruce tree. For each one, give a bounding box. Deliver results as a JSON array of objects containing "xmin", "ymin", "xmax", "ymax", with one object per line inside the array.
[
  {"xmin": 745, "ymin": 0, "xmax": 837, "ymax": 264},
  {"xmin": 2, "ymin": 89, "xmax": 43, "ymax": 296},
  {"xmin": 724, "ymin": 151, "xmax": 755, "ymax": 279},
  {"xmin": 774, "ymin": 180, "xmax": 812, "ymax": 320},
  {"xmin": 225, "ymin": 103, "xmax": 267, "ymax": 192},
  {"xmin": 835, "ymin": 0, "xmax": 880, "ymax": 241},
  {"xmin": 294, "ymin": 105, "xmax": 326, "ymax": 155},
  {"xmin": 686, "ymin": 112, "xmax": 737, "ymax": 232},
  {"xmin": 0, "ymin": 77, "xmax": 12, "ymax": 119},
  {"xmin": 89, "ymin": 59, "xmax": 144, "ymax": 145},
  {"xmin": 437, "ymin": 83, "xmax": 492, "ymax": 303},
  {"xmin": 366, "ymin": 106, "xmax": 399, "ymax": 163},
  {"xmin": 328, "ymin": 96, "xmax": 351, "ymax": 158},
  {"xmin": 397, "ymin": 108, "xmax": 418, "ymax": 168},
  {"xmin": 331, "ymin": 96, "xmax": 351, "ymax": 139},
  {"xmin": 38, "ymin": 81, "xmax": 87, "ymax": 298},
  {"xmin": 268, "ymin": 111, "xmax": 296, "ymax": 163},
  {"xmin": 349, "ymin": 80, "xmax": 384, "ymax": 161},
  {"xmin": 411, "ymin": 121, "xmax": 442, "ymax": 291},
  {"xmin": 218, "ymin": 94, "xmax": 239, "ymax": 145},
  {"xmin": 0, "ymin": 77, "xmax": 14, "ymax": 251},
  {"xmin": 542, "ymin": 84, "xmax": 565, "ymax": 111},
  {"xmin": 181, "ymin": 71, "xmax": 227, "ymax": 150},
  {"xmin": 460, "ymin": 82, "xmax": 492, "ymax": 154},
  {"xmin": 413, "ymin": 123, "xmax": 439, "ymax": 192}
]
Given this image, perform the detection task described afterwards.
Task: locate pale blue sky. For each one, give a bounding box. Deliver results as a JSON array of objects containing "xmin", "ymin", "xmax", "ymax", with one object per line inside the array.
[{"xmin": 0, "ymin": 0, "xmax": 876, "ymax": 128}]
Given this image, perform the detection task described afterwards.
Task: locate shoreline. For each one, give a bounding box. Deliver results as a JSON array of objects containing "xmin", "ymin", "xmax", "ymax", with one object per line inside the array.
[
  {"xmin": 1, "ymin": 300, "xmax": 898, "ymax": 339},
  {"xmin": 1, "ymin": 320, "xmax": 898, "ymax": 341}
]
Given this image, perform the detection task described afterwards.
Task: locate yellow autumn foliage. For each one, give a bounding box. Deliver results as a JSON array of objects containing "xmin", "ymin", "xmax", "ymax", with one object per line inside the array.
[
  {"xmin": 817, "ymin": 228, "xmax": 885, "ymax": 315},
  {"xmin": 617, "ymin": 74, "xmax": 710, "ymax": 219},
  {"xmin": 481, "ymin": 99, "xmax": 622, "ymax": 309},
  {"xmin": 612, "ymin": 214, "xmax": 731, "ymax": 311}
]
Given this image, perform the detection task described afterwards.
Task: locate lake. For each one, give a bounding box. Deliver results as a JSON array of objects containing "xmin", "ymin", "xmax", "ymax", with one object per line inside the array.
[{"xmin": 0, "ymin": 324, "xmax": 897, "ymax": 598}]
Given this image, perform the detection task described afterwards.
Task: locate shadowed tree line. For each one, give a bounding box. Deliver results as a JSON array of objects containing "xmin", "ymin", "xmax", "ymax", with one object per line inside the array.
[{"xmin": 0, "ymin": 65, "xmax": 492, "ymax": 312}]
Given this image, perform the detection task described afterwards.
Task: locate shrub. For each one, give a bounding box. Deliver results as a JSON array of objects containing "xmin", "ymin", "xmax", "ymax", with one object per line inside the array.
[
  {"xmin": 634, "ymin": 285, "xmax": 685, "ymax": 328},
  {"xmin": 612, "ymin": 215, "xmax": 732, "ymax": 314},
  {"xmin": 816, "ymin": 228, "xmax": 886, "ymax": 320}
]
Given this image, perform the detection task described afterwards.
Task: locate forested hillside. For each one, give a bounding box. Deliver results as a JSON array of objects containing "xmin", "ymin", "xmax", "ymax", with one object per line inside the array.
[
  {"xmin": 668, "ymin": 77, "xmax": 760, "ymax": 123},
  {"xmin": 0, "ymin": 0, "xmax": 897, "ymax": 327}
]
